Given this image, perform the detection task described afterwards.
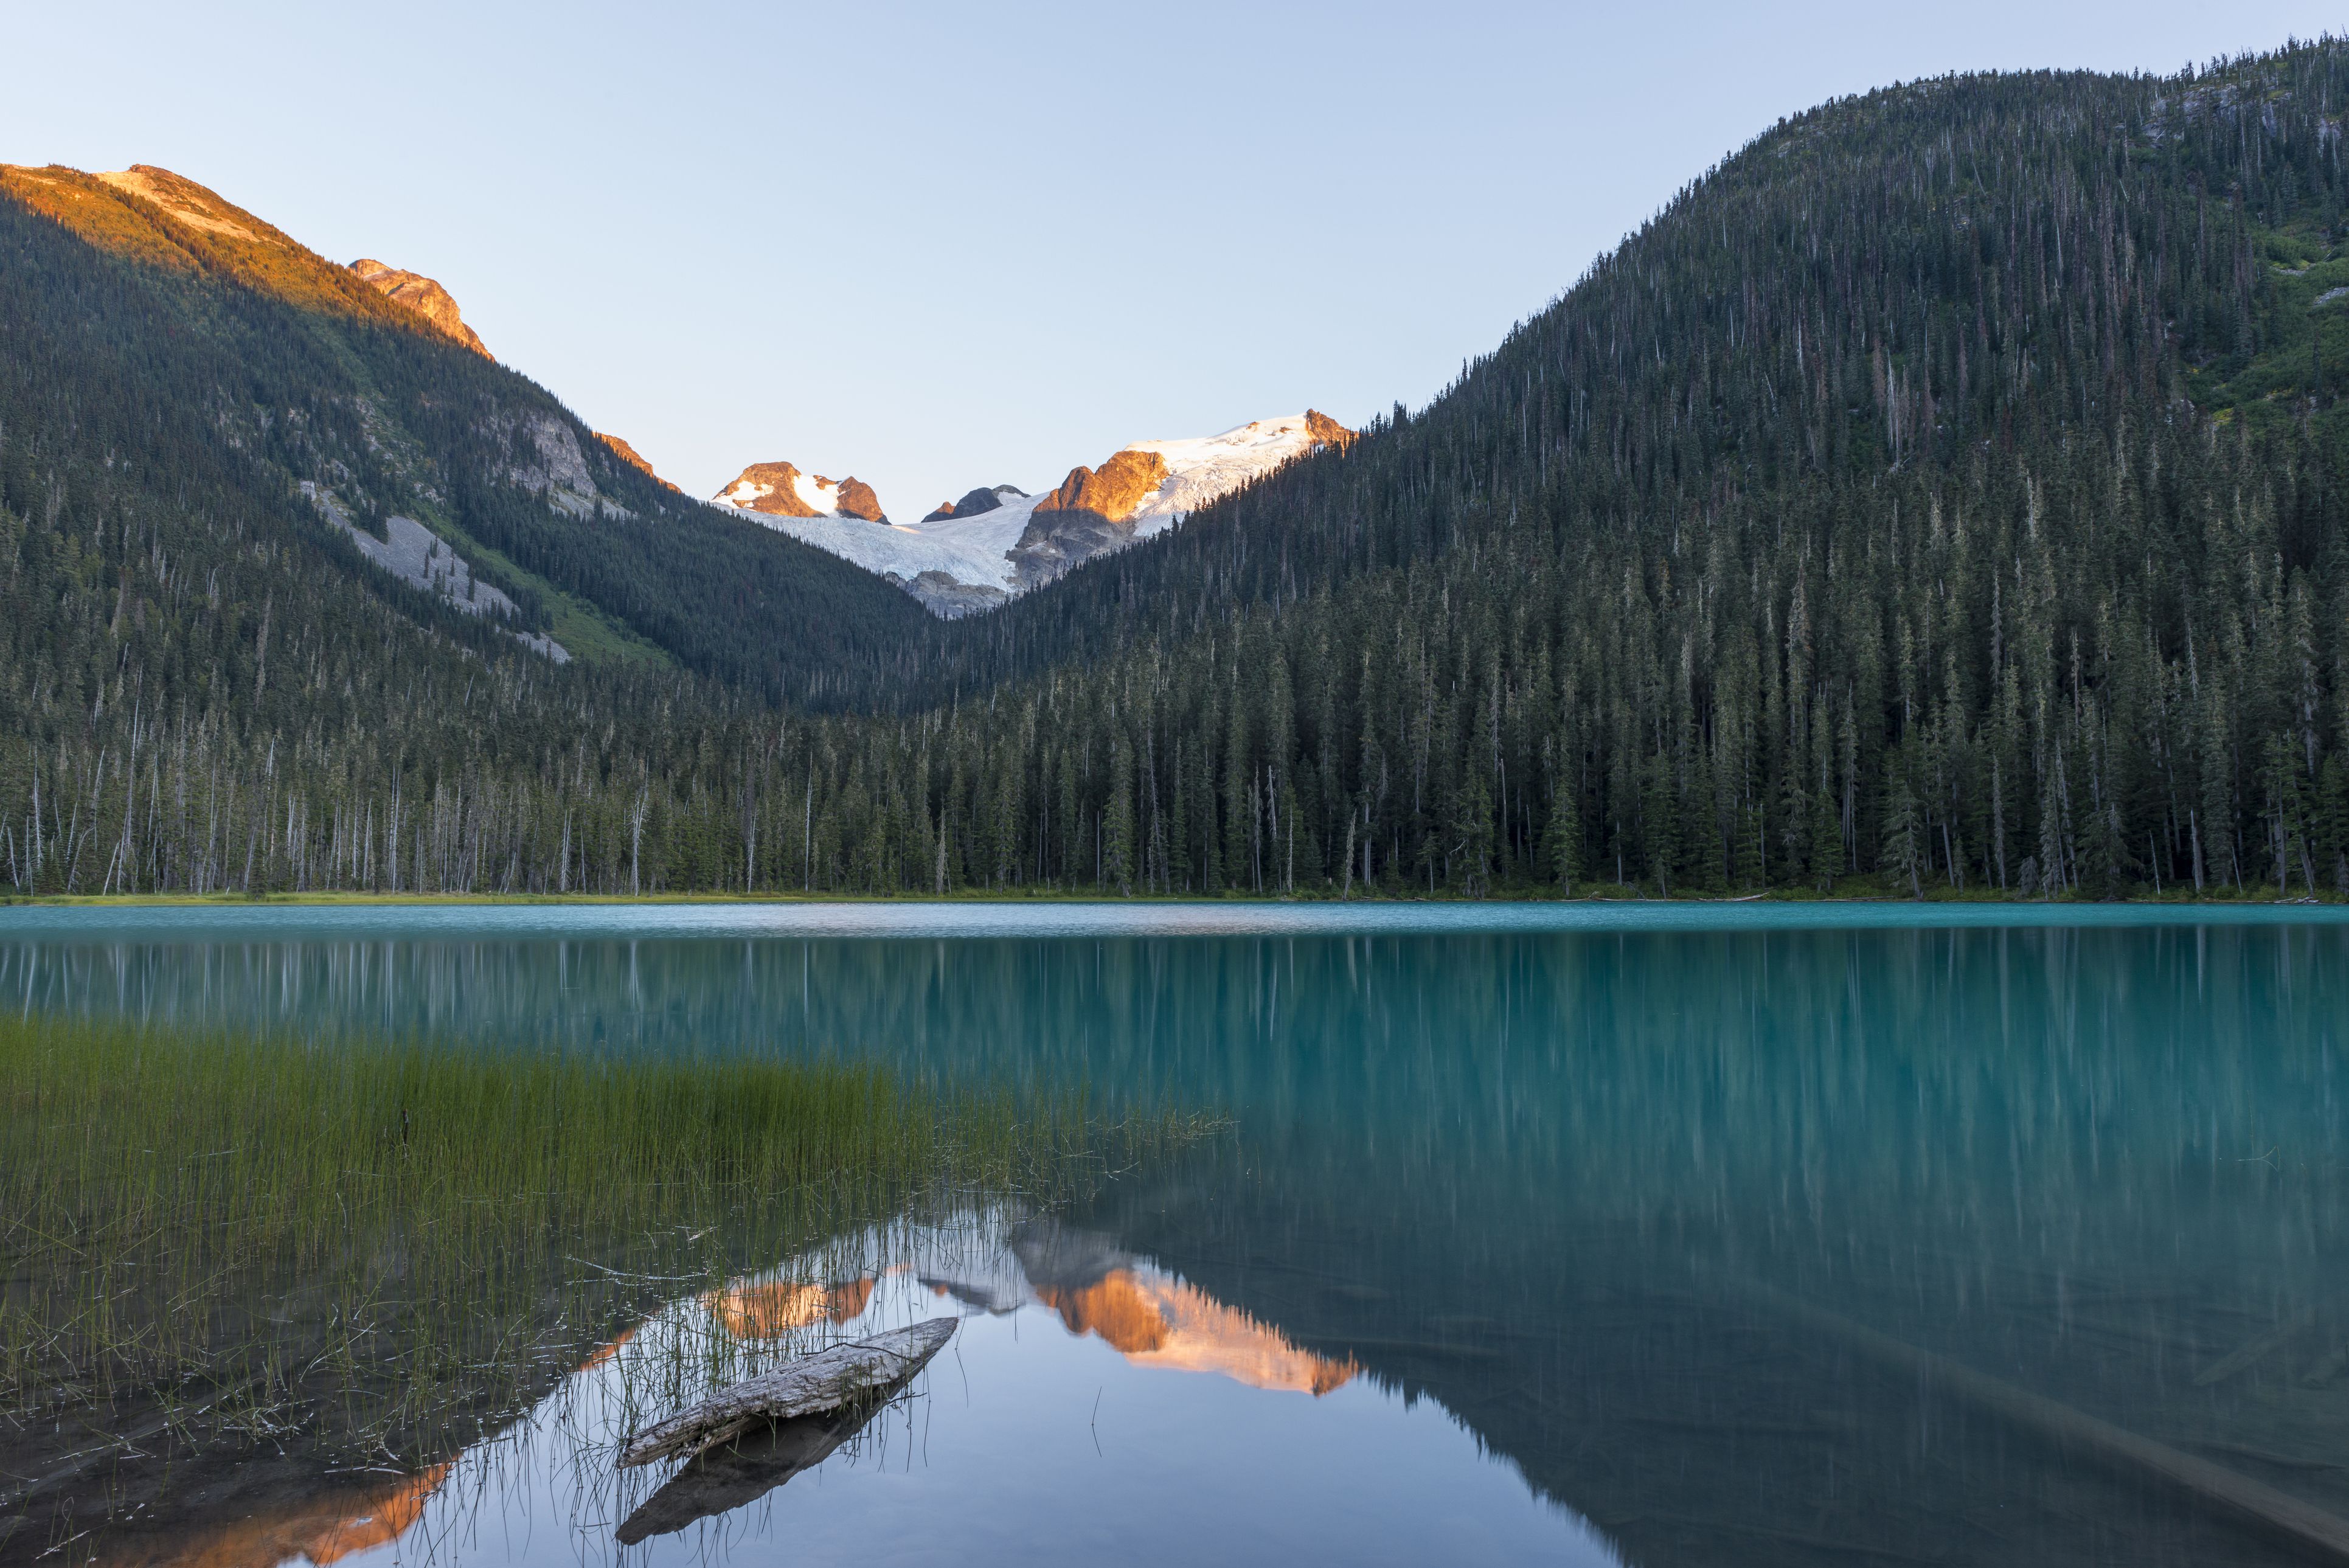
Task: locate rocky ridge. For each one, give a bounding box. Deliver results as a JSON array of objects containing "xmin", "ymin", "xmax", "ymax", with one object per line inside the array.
[
  {"xmin": 595, "ymin": 432, "xmax": 681, "ymax": 492},
  {"xmin": 1008, "ymin": 448, "xmax": 1174, "ymax": 586},
  {"xmin": 921, "ymin": 486, "xmax": 1020, "ymax": 524},
  {"xmin": 350, "ymin": 258, "xmax": 490, "ymax": 357},
  {"xmin": 714, "ymin": 462, "xmax": 889, "ymax": 522}
]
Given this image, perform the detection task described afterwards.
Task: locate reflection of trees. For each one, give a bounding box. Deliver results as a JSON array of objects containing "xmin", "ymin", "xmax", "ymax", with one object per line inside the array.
[
  {"xmin": 10, "ymin": 923, "xmax": 2349, "ymax": 1564},
  {"xmin": 18, "ymin": 923, "xmax": 2337, "ymax": 1221},
  {"xmin": 1055, "ymin": 924, "xmax": 2349, "ymax": 1566}
]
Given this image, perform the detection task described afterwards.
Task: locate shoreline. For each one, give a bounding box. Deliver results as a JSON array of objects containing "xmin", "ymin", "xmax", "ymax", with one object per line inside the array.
[{"xmin": 0, "ymin": 887, "xmax": 2337, "ymax": 910}]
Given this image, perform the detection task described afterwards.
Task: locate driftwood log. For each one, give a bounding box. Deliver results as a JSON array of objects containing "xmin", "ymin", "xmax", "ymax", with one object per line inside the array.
[
  {"xmin": 618, "ymin": 1317, "xmax": 957, "ymax": 1468},
  {"xmin": 617, "ymin": 1399, "xmax": 877, "ymax": 1543}
]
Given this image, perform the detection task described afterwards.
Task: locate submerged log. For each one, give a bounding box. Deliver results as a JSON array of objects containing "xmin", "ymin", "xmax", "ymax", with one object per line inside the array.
[
  {"xmin": 1730, "ymin": 1278, "xmax": 2349, "ymax": 1563},
  {"xmin": 2304, "ymin": 1344, "xmax": 2349, "ymax": 1389},
  {"xmin": 617, "ymin": 1317, "xmax": 957, "ymax": 1468},
  {"xmin": 2195, "ymin": 1307, "xmax": 2317, "ymax": 1387}
]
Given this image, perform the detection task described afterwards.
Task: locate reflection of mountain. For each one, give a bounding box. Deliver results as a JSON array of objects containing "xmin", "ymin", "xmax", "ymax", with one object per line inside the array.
[
  {"xmin": 706, "ymin": 1277, "xmax": 876, "ymax": 1337},
  {"xmin": 23, "ymin": 1310, "xmax": 653, "ymax": 1568},
  {"xmin": 20, "ymin": 923, "xmax": 2349, "ymax": 1565},
  {"xmin": 1015, "ymin": 1223, "xmax": 1355, "ymax": 1396},
  {"xmin": 108, "ymin": 1463, "xmax": 449, "ymax": 1568},
  {"xmin": 1036, "ymin": 1268, "xmax": 1353, "ymax": 1395},
  {"xmin": 701, "ymin": 1221, "xmax": 1353, "ymax": 1398}
]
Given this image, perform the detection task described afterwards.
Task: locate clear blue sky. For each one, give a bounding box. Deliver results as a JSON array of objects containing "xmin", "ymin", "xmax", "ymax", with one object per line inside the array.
[{"xmin": 5, "ymin": 2, "xmax": 2340, "ymax": 517}]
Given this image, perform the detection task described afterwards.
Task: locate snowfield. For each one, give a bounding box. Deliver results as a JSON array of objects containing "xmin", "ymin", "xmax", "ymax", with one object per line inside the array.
[
  {"xmin": 1122, "ymin": 415, "xmax": 1325, "ymax": 539},
  {"xmin": 724, "ymin": 490, "xmax": 1044, "ymax": 594},
  {"xmin": 708, "ymin": 415, "xmax": 1327, "ymax": 612}
]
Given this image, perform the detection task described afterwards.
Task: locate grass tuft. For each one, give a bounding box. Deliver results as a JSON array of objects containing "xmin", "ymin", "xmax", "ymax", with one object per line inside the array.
[{"xmin": 0, "ymin": 1014, "xmax": 1204, "ymax": 1483}]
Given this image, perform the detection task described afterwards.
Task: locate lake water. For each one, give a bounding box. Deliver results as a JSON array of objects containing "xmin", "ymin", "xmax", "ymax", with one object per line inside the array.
[{"xmin": 8, "ymin": 901, "xmax": 2349, "ymax": 1566}]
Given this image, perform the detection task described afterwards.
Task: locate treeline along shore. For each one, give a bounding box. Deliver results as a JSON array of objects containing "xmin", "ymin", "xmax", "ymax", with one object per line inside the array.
[{"xmin": 9, "ymin": 50, "xmax": 2349, "ymax": 901}]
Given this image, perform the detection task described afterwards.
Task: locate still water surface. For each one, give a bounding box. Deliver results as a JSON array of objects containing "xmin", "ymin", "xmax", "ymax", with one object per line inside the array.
[{"xmin": 9, "ymin": 901, "xmax": 2349, "ymax": 1566}]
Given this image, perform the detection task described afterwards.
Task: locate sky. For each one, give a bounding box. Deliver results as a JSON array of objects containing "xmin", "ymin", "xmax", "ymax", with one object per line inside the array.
[{"xmin": 4, "ymin": 2, "xmax": 2342, "ymax": 518}]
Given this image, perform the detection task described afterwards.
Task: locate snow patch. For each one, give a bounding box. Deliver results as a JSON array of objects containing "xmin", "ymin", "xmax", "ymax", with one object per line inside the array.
[
  {"xmin": 792, "ymin": 470, "xmax": 840, "ymax": 514},
  {"xmin": 712, "ymin": 487, "xmax": 1043, "ymax": 596}
]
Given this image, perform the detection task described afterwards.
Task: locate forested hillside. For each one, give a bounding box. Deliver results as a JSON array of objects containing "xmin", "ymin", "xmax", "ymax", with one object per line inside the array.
[
  {"xmin": 7, "ymin": 44, "xmax": 2349, "ymax": 898},
  {"xmin": 0, "ymin": 165, "xmax": 934, "ymax": 702}
]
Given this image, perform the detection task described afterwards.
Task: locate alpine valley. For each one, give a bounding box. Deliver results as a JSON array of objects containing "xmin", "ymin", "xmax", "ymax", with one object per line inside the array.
[{"xmin": 7, "ymin": 41, "xmax": 2349, "ymax": 901}]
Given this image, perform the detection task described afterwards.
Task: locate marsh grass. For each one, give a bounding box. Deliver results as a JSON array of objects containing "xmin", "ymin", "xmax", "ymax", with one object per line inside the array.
[{"xmin": 0, "ymin": 1013, "xmax": 1205, "ymax": 1498}]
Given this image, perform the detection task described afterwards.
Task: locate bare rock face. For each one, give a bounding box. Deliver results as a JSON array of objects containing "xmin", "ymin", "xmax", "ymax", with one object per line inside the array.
[
  {"xmin": 1031, "ymin": 448, "xmax": 1169, "ymax": 525},
  {"xmin": 1012, "ymin": 448, "xmax": 1170, "ymax": 588},
  {"xmin": 300, "ymin": 482, "xmax": 569, "ymax": 662},
  {"xmin": 1305, "ymin": 408, "xmax": 1356, "ymax": 450},
  {"xmin": 595, "ymin": 432, "xmax": 679, "ymax": 493},
  {"xmin": 832, "ymin": 476, "xmax": 887, "ymax": 523},
  {"xmin": 499, "ymin": 411, "xmax": 605, "ymax": 516},
  {"xmin": 890, "ymin": 570, "xmax": 1010, "ymax": 617},
  {"xmin": 349, "ymin": 259, "xmax": 490, "ymax": 358},
  {"xmin": 91, "ymin": 166, "xmax": 258, "ymax": 239},
  {"xmin": 715, "ymin": 461, "xmax": 824, "ymax": 518},
  {"xmin": 713, "ymin": 463, "xmax": 887, "ymax": 522},
  {"xmin": 922, "ymin": 485, "xmax": 1013, "ymax": 523}
]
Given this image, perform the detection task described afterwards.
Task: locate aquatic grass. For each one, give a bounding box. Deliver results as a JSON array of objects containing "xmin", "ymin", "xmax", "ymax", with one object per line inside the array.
[{"xmin": 0, "ymin": 1012, "xmax": 1205, "ymax": 1491}]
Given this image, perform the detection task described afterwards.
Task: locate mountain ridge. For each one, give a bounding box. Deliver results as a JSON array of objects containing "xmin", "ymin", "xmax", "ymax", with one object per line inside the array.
[
  {"xmin": 7, "ymin": 44, "xmax": 2349, "ymax": 906},
  {"xmin": 0, "ymin": 158, "xmax": 937, "ymax": 706},
  {"xmin": 709, "ymin": 412, "xmax": 1354, "ymax": 615},
  {"xmin": 349, "ymin": 257, "xmax": 489, "ymax": 356}
]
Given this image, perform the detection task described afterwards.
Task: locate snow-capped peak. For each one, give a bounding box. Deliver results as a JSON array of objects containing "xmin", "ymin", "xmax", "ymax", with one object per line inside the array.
[
  {"xmin": 712, "ymin": 462, "xmax": 886, "ymax": 523},
  {"xmin": 1120, "ymin": 412, "xmax": 1350, "ymax": 535},
  {"xmin": 709, "ymin": 411, "xmax": 1351, "ymax": 618}
]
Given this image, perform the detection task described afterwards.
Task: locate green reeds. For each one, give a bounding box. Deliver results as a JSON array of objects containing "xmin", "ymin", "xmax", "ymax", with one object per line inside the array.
[{"xmin": 0, "ymin": 1013, "xmax": 1198, "ymax": 1477}]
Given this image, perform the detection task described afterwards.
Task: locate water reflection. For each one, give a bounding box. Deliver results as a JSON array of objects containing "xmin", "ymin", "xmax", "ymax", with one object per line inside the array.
[
  {"xmin": 109, "ymin": 1466, "xmax": 450, "ymax": 1568},
  {"xmin": 612, "ymin": 1400, "xmax": 876, "ymax": 1546},
  {"xmin": 9, "ymin": 908, "xmax": 2349, "ymax": 1564},
  {"xmin": 1013, "ymin": 1221, "xmax": 1358, "ymax": 1395},
  {"xmin": 135, "ymin": 1214, "xmax": 1605, "ymax": 1567}
]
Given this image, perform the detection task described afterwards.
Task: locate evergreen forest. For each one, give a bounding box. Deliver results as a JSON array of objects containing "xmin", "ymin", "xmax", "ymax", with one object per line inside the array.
[{"xmin": 7, "ymin": 43, "xmax": 2349, "ymax": 900}]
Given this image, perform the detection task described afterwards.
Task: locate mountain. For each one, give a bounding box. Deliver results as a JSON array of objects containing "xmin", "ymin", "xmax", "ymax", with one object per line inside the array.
[
  {"xmin": 0, "ymin": 160, "xmax": 932, "ymax": 712},
  {"xmin": 713, "ymin": 461, "xmax": 888, "ymax": 522},
  {"xmin": 349, "ymin": 257, "xmax": 489, "ymax": 356},
  {"xmin": 594, "ymin": 431, "xmax": 681, "ymax": 492},
  {"xmin": 921, "ymin": 485, "xmax": 1019, "ymax": 523},
  {"xmin": 9, "ymin": 43, "xmax": 2349, "ymax": 903},
  {"xmin": 710, "ymin": 413, "xmax": 1353, "ymax": 616}
]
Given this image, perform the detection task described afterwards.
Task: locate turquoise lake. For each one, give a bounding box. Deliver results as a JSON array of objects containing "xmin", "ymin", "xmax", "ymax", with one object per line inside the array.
[{"xmin": 7, "ymin": 901, "xmax": 2349, "ymax": 1566}]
